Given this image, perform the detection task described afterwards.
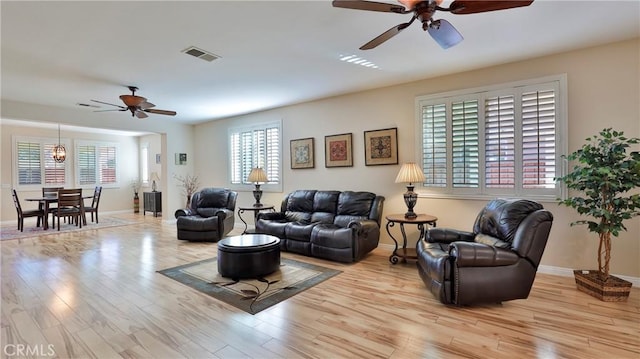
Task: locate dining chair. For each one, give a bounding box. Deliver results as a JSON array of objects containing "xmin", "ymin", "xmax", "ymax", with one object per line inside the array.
[
  {"xmin": 84, "ymin": 186, "xmax": 102, "ymax": 223},
  {"xmin": 42, "ymin": 186, "xmax": 63, "ymax": 225},
  {"xmin": 52, "ymin": 188, "xmax": 83, "ymax": 231},
  {"xmin": 11, "ymin": 189, "xmax": 45, "ymax": 232}
]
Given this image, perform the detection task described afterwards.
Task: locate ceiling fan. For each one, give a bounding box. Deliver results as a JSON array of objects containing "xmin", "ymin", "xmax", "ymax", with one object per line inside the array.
[
  {"xmin": 91, "ymin": 86, "xmax": 177, "ymax": 119},
  {"xmin": 332, "ymin": 0, "xmax": 534, "ymax": 50}
]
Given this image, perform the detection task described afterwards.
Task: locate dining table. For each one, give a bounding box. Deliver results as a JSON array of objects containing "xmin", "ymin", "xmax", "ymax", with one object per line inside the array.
[{"xmin": 25, "ymin": 194, "xmax": 93, "ymax": 230}]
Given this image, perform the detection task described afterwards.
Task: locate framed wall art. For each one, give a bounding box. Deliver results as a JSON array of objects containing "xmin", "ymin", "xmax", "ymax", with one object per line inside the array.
[
  {"xmin": 175, "ymin": 153, "xmax": 187, "ymax": 165},
  {"xmin": 364, "ymin": 127, "xmax": 398, "ymax": 166},
  {"xmin": 325, "ymin": 133, "xmax": 353, "ymax": 168},
  {"xmin": 290, "ymin": 137, "xmax": 315, "ymax": 169}
]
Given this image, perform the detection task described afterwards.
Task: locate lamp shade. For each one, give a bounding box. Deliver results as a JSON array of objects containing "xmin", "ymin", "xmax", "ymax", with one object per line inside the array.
[
  {"xmin": 150, "ymin": 172, "xmax": 160, "ymax": 181},
  {"xmin": 247, "ymin": 167, "xmax": 268, "ymax": 183},
  {"xmin": 395, "ymin": 162, "xmax": 425, "ymax": 184}
]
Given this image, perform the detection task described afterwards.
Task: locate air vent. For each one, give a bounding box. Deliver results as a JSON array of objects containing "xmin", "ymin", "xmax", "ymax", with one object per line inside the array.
[{"xmin": 182, "ymin": 46, "xmax": 220, "ymax": 62}]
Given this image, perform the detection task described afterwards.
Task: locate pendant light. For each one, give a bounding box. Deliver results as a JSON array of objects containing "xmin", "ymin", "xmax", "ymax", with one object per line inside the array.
[{"xmin": 52, "ymin": 124, "xmax": 66, "ymax": 163}]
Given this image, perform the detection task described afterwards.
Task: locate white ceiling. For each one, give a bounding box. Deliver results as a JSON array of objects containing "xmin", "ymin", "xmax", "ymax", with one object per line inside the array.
[{"xmin": 2, "ymin": 0, "xmax": 639, "ymax": 125}]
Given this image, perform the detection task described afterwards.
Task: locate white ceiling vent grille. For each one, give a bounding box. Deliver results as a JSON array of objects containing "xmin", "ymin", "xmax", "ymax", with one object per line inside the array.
[{"xmin": 182, "ymin": 46, "xmax": 220, "ymax": 62}]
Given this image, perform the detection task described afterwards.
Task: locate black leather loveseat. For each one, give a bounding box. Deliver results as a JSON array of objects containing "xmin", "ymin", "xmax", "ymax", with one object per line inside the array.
[
  {"xmin": 174, "ymin": 188, "xmax": 237, "ymax": 242},
  {"xmin": 255, "ymin": 190, "xmax": 385, "ymax": 263}
]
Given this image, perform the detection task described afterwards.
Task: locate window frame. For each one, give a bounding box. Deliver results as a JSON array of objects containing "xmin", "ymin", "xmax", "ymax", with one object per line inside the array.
[
  {"xmin": 12, "ymin": 135, "xmax": 71, "ymax": 191},
  {"xmin": 228, "ymin": 120, "xmax": 283, "ymax": 193},
  {"xmin": 415, "ymin": 74, "xmax": 568, "ymax": 201},
  {"xmin": 74, "ymin": 139, "xmax": 121, "ymax": 189}
]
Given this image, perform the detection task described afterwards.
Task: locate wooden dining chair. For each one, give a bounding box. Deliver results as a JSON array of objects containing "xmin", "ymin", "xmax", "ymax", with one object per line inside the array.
[
  {"xmin": 11, "ymin": 189, "xmax": 45, "ymax": 232},
  {"xmin": 42, "ymin": 186, "xmax": 63, "ymax": 225},
  {"xmin": 84, "ymin": 186, "xmax": 102, "ymax": 223},
  {"xmin": 52, "ymin": 188, "xmax": 83, "ymax": 231}
]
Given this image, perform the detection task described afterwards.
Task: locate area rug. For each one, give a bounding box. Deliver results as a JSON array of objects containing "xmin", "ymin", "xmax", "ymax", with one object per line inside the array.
[
  {"xmin": 0, "ymin": 216, "xmax": 138, "ymax": 241},
  {"xmin": 158, "ymin": 257, "xmax": 341, "ymax": 314}
]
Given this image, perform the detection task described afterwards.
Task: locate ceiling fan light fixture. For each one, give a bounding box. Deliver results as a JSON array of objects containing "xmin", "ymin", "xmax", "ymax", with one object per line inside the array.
[{"xmin": 427, "ymin": 19, "xmax": 463, "ymax": 49}]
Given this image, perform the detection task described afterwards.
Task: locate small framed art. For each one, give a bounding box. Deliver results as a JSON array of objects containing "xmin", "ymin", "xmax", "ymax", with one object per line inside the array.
[
  {"xmin": 325, "ymin": 133, "xmax": 353, "ymax": 168},
  {"xmin": 364, "ymin": 127, "xmax": 398, "ymax": 166},
  {"xmin": 290, "ymin": 137, "xmax": 315, "ymax": 169},
  {"xmin": 175, "ymin": 153, "xmax": 187, "ymax": 165}
]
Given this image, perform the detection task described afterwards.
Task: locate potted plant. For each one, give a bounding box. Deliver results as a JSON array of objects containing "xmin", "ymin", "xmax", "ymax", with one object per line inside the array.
[{"xmin": 556, "ymin": 128, "xmax": 640, "ymax": 301}]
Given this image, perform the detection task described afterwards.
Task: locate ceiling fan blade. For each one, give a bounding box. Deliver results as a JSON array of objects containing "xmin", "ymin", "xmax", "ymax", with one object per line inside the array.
[
  {"xmin": 90, "ymin": 99, "xmax": 126, "ymax": 109},
  {"xmin": 139, "ymin": 101, "xmax": 155, "ymax": 110},
  {"xmin": 360, "ymin": 19, "xmax": 414, "ymax": 50},
  {"xmin": 119, "ymin": 94, "xmax": 147, "ymax": 107},
  {"xmin": 448, "ymin": 0, "xmax": 533, "ymax": 14},
  {"xmin": 93, "ymin": 109, "xmax": 127, "ymax": 112},
  {"xmin": 427, "ymin": 19, "xmax": 463, "ymax": 49},
  {"xmin": 144, "ymin": 109, "xmax": 177, "ymax": 116},
  {"xmin": 135, "ymin": 110, "xmax": 149, "ymax": 119},
  {"xmin": 332, "ymin": 0, "xmax": 408, "ymax": 14}
]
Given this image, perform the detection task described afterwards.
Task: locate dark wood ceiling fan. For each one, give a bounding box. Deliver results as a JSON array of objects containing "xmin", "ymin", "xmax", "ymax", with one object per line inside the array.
[
  {"xmin": 332, "ymin": 0, "xmax": 534, "ymax": 50},
  {"xmin": 91, "ymin": 86, "xmax": 177, "ymax": 119}
]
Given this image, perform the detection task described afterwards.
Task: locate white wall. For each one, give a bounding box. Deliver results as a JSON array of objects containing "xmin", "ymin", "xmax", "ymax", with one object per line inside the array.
[{"xmin": 193, "ymin": 39, "xmax": 640, "ymax": 277}]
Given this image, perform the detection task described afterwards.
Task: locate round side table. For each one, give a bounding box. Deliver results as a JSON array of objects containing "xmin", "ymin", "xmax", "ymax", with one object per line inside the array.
[
  {"xmin": 385, "ymin": 213, "xmax": 437, "ymax": 264},
  {"xmin": 238, "ymin": 204, "xmax": 275, "ymax": 234}
]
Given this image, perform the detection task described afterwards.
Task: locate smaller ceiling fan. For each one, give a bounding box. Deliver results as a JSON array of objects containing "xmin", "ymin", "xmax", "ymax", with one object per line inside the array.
[
  {"xmin": 91, "ymin": 86, "xmax": 177, "ymax": 119},
  {"xmin": 332, "ymin": 0, "xmax": 534, "ymax": 50}
]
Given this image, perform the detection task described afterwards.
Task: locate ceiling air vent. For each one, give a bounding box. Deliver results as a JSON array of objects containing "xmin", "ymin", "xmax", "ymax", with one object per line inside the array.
[{"xmin": 182, "ymin": 46, "xmax": 220, "ymax": 62}]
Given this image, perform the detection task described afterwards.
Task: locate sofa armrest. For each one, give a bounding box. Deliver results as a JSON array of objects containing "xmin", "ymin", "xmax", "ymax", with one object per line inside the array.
[
  {"xmin": 174, "ymin": 208, "xmax": 194, "ymax": 218},
  {"xmin": 450, "ymin": 242, "xmax": 520, "ymax": 267},
  {"xmin": 216, "ymin": 208, "xmax": 234, "ymax": 220},
  {"xmin": 426, "ymin": 228, "xmax": 475, "ymax": 244},
  {"xmin": 348, "ymin": 219, "xmax": 379, "ymax": 233},
  {"xmin": 257, "ymin": 212, "xmax": 286, "ymax": 221}
]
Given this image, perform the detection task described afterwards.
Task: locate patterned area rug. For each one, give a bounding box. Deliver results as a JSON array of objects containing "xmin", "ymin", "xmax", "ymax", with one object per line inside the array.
[
  {"xmin": 0, "ymin": 216, "xmax": 137, "ymax": 241},
  {"xmin": 158, "ymin": 257, "xmax": 341, "ymax": 314}
]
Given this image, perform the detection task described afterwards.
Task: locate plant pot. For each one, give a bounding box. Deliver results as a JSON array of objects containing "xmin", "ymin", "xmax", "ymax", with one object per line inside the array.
[{"xmin": 573, "ymin": 270, "xmax": 632, "ymax": 302}]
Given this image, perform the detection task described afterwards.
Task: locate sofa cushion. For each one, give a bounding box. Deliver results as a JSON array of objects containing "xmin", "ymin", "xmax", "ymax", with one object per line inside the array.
[
  {"xmin": 311, "ymin": 224, "xmax": 353, "ymax": 248},
  {"xmin": 337, "ymin": 191, "xmax": 376, "ymax": 216},
  {"xmin": 313, "ymin": 191, "xmax": 340, "ymax": 212},
  {"xmin": 286, "ymin": 190, "xmax": 316, "ymax": 212},
  {"xmin": 197, "ymin": 208, "xmax": 221, "ymax": 218},
  {"xmin": 176, "ymin": 216, "xmax": 219, "ymax": 232},
  {"xmin": 285, "ymin": 222, "xmax": 316, "ymax": 242},
  {"xmin": 195, "ymin": 188, "xmax": 230, "ymax": 208},
  {"xmin": 473, "ymin": 199, "xmax": 543, "ymax": 243}
]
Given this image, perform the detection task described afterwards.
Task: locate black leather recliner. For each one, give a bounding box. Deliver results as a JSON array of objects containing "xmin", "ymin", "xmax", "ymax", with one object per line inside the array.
[
  {"xmin": 417, "ymin": 199, "xmax": 553, "ymax": 306},
  {"xmin": 255, "ymin": 190, "xmax": 385, "ymax": 263},
  {"xmin": 174, "ymin": 188, "xmax": 237, "ymax": 242}
]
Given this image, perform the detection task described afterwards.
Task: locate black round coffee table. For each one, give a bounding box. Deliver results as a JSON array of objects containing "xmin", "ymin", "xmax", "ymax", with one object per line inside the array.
[{"xmin": 217, "ymin": 234, "xmax": 281, "ymax": 279}]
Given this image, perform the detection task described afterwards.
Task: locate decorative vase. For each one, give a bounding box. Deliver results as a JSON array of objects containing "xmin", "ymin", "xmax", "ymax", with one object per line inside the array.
[
  {"xmin": 133, "ymin": 193, "xmax": 140, "ymax": 213},
  {"xmin": 186, "ymin": 194, "xmax": 191, "ymax": 208},
  {"xmin": 573, "ymin": 270, "xmax": 632, "ymax": 302}
]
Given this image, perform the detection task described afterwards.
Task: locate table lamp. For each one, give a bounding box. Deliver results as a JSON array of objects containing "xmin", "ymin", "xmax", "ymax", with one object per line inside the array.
[
  {"xmin": 395, "ymin": 162, "xmax": 425, "ymax": 219},
  {"xmin": 247, "ymin": 167, "xmax": 268, "ymax": 207},
  {"xmin": 150, "ymin": 172, "xmax": 160, "ymax": 192}
]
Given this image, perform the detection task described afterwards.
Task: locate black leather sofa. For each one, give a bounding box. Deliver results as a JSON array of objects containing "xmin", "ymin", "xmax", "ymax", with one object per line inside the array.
[
  {"xmin": 174, "ymin": 188, "xmax": 237, "ymax": 242},
  {"xmin": 255, "ymin": 190, "xmax": 385, "ymax": 263},
  {"xmin": 417, "ymin": 198, "xmax": 553, "ymax": 306}
]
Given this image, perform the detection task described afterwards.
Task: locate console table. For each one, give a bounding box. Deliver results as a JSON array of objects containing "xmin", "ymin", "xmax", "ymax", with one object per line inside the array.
[
  {"xmin": 385, "ymin": 213, "xmax": 437, "ymax": 264},
  {"xmin": 143, "ymin": 191, "xmax": 161, "ymax": 217}
]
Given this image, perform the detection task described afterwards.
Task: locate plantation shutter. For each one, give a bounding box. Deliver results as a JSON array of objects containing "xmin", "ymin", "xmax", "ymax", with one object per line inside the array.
[
  {"xmin": 17, "ymin": 141, "xmax": 42, "ymax": 185},
  {"xmin": 43, "ymin": 143, "xmax": 66, "ymax": 185},
  {"xmin": 522, "ymin": 89, "xmax": 556, "ymax": 189},
  {"xmin": 421, "ymin": 103, "xmax": 447, "ymax": 187},
  {"xmin": 99, "ymin": 145, "xmax": 117, "ymax": 184},
  {"xmin": 451, "ymin": 100, "xmax": 479, "ymax": 188},
  {"xmin": 78, "ymin": 145, "xmax": 97, "ymax": 185},
  {"xmin": 485, "ymin": 95, "xmax": 515, "ymax": 189},
  {"xmin": 265, "ymin": 126, "xmax": 280, "ymax": 183},
  {"xmin": 241, "ymin": 131, "xmax": 253, "ymax": 184}
]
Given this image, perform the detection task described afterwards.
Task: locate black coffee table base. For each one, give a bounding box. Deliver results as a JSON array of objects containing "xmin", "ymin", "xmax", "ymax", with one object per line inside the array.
[{"xmin": 217, "ymin": 235, "xmax": 281, "ymax": 279}]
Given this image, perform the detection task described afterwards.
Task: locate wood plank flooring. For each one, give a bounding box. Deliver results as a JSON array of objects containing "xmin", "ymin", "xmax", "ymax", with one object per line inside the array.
[{"xmin": 1, "ymin": 213, "xmax": 638, "ymax": 358}]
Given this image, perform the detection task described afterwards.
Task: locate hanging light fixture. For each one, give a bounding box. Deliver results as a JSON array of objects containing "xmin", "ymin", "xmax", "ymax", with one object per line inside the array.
[{"xmin": 52, "ymin": 124, "xmax": 66, "ymax": 163}]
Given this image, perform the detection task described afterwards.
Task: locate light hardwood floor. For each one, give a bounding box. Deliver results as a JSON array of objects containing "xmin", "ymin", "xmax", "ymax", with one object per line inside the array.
[{"xmin": 1, "ymin": 213, "xmax": 638, "ymax": 359}]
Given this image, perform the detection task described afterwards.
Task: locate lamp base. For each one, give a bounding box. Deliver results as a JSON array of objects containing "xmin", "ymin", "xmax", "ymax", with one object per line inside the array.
[
  {"xmin": 403, "ymin": 185, "xmax": 418, "ymax": 220},
  {"xmin": 404, "ymin": 211, "xmax": 418, "ymax": 219},
  {"xmin": 253, "ymin": 185, "xmax": 263, "ymax": 207}
]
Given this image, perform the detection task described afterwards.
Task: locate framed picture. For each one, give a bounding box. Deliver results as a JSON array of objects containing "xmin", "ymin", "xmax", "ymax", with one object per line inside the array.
[
  {"xmin": 175, "ymin": 153, "xmax": 187, "ymax": 165},
  {"xmin": 364, "ymin": 127, "xmax": 398, "ymax": 166},
  {"xmin": 155, "ymin": 154, "xmax": 161, "ymax": 164},
  {"xmin": 290, "ymin": 137, "xmax": 315, "ymax": 169},
  {"xmin": 325, "ymin": 133, "xmax": 353, "ymax": 168}
]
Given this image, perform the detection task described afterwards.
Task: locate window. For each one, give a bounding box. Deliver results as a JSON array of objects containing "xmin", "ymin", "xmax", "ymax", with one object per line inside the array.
[
  {"xmin": 76, "ymin": 141, "xmax": 119, "ymax": 187},
  {"xmin": 229, "ymin": 121, "xmax": 281, "ymax": 189},
  {"xmin": 141, "ymin": 143, "xmax": 149, "ymax": 185},
  {"xmin": 416, "ymin": 75, "xmax": 566, "ymax": 200},
  {"xmin": 14, "ymin": 137, "xmax": 68, "ymax": 189}
]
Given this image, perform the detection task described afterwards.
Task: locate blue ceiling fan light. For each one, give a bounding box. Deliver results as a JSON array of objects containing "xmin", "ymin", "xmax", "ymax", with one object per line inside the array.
[{"xmin": 427, "ymin": 19, "xmax": 464, "ymax": 49}]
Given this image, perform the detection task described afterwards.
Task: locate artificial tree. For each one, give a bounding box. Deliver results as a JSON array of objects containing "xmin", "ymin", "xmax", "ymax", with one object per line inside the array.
[{"xmin": 556, "ymin": 128, "xmax": 640, "ymax": 287}]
